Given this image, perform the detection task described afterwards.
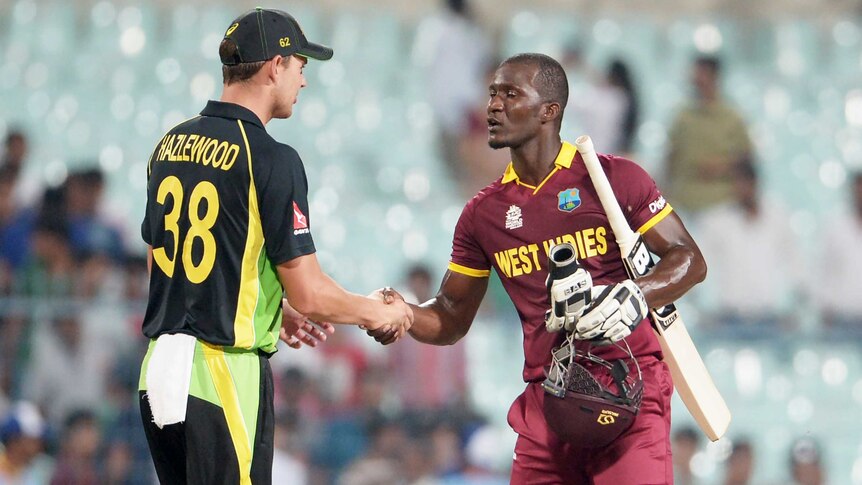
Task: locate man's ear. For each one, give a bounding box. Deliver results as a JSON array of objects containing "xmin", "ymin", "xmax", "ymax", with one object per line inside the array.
[
  {"xmin": 266, "ymin": 55, "xmax": 282, "ymax": 83},
  {"xmin": 541, "ymin": 102, "xmax": 562, "ymax": 124}
]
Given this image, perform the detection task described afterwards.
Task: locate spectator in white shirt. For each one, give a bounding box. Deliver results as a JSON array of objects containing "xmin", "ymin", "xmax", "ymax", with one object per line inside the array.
[
  {"xmin": 816, "ymin": 171, "xmax": 862, "ymax": 336},
  {"xmin": 694, "ymin": 159, "xmax": 805, "ymax": 336}
]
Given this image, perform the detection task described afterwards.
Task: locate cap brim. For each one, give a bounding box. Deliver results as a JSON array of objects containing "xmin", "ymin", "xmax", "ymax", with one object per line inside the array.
[{"xmin": 298, "ymin": 42, "xmax": 333, "ymax": 61}]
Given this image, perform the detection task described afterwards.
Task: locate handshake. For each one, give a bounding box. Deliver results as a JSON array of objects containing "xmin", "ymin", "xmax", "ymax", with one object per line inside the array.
[
  {"xmin": 278, "ymin": 290, "xmax": 413, "ymax": 349},
  {"xmin": 544, "ymin": 243, "xmax": 648, "ymax": 345},
  {"xmin": 362, "ymin": 286, "xmax": 414, "ymax": 345}
]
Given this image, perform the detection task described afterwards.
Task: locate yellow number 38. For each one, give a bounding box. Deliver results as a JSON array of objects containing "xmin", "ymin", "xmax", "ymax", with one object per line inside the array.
[{"xmin": 279, "ymin": 37, "xmax": 291, "ymax": 47}]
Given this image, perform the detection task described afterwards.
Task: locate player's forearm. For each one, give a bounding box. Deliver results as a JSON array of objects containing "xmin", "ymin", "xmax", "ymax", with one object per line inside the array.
[
  {"xmin": 635, "ymin": 244, "xmax": 706, "ymax": 309},
  {"xmin": 407, "ymin": 299, "xmax": 471, "ymax": 346},
  {"xmin": 287, "ymin": 273, "xmax": 382, "ymax": 327}
]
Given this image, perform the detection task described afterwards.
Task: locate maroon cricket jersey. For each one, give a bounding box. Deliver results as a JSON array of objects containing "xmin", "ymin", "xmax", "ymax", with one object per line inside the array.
[{"xmin": 449, "ymin": 142, "xmax": 674, "ymax": 382}]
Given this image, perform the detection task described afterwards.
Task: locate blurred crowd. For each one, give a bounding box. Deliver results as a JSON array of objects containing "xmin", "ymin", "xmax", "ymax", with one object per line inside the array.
[
  {"xmin": 2, "ymin": 0, "xmax": 862, "ymax": 484},
  {"xmin": 0, "ymin": 147, "xmax": 503, "ymax": 482},
  {"xmin": 673, "ymin": 426, "xmax": 827, "ymax": 485}
]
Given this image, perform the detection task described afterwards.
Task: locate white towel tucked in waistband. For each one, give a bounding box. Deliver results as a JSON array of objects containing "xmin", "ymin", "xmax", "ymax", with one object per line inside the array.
[{"xmin": 145, "ymin": 333, "xmax": 196, "ymax": 429}]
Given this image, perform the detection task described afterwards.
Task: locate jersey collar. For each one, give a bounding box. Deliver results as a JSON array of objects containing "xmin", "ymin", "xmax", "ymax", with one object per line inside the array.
[
  {"xmin": 201, "ymin": 100, "xmax": 265, "ymax": 129},
  {"xmin": 500, "ymin": 141, "xmax": 578, "ymax": 188}
]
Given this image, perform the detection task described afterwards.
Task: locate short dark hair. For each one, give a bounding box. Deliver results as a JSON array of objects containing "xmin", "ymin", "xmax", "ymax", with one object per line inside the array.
[
  {"xmin": 219, "ymin": 39, "xmax": 267, "ymax": 85},
  {"xmin": 695, "ymin": 55, "xmax": 721, "ymax": 75},
  {"xmin": 502, "ymin": 53, "xmax": 569, "ymax": 110}
]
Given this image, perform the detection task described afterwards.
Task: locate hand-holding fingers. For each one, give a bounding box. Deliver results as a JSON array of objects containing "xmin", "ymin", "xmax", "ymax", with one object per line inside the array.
[
  {"xmin": 365, "ymin": 325, "xmax": 399, "ymax": 345},
  {"xmin": 381, "ymin": 286, "xmax": 406, "ymax": 304},
  {"xmin": 366, "ymin": 286, "xmax": 404, "ymax": 303}
]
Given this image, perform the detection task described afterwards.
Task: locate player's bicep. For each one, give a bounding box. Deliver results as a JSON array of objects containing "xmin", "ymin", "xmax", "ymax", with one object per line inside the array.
[
  {"xmin": 426, "ymin": 270, "xmax": 488, "ymax": 329},
  {"xmin": 276, "ymin": 253, "xmax": 326, "ymax": 309},
  {"xmin": 641, "ymin": 212, "xmax": 705, "ymax": 267}
]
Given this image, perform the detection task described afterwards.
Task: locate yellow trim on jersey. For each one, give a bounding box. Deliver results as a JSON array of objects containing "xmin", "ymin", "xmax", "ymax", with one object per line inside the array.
[
  {"xmin": 532, "ymin": 166, "xmax": 561, "ymax": 195},
  {"xmin": 500, "ymin": 141, "xmax": 578, "ymax": 194},
  {"xmin": 500, "ymin": 163, "xmax": 519, "ymax": 184},
  {"xmin": 637, "ymin": 204, "xmax": 674, "ymax": 234},
  {"xmin": 553, "ymin": 141, "xmax": 577, "ymax": 169},
  {"xmin": 201, "ymin": 343, "xmax": 253, "ymax": 485},
  {"xmin": 233, "ymin": 120, "xmax": 263, "ymax": 349},
  {"xmin": 448, "ymin": 262, "xmax": 491, "ymax": 278}
]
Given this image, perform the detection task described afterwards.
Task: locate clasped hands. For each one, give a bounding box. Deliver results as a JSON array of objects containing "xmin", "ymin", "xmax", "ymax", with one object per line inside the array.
[
  {"xmin": 363, "ymin": 287, "xmax": 411, "ymax": 345},
  {"xmin": 279, "ymin": 291, "xmax": 413, "ymax": 349}
]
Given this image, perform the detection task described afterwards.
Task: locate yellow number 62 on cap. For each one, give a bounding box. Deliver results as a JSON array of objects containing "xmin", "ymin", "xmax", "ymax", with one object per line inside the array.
[{"xmin": 279, "ymin": 37, "xmax": 291, "ymax": 47}]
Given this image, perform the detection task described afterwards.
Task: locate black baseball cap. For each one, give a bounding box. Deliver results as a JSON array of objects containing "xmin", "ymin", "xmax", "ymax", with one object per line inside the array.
[{"xmin": 220, "ymin": 8, "xmax": 333, "ymax": 65}]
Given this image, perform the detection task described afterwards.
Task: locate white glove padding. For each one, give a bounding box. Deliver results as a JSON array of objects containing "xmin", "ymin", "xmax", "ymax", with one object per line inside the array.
[
  {"xmin": 574, "ymin": 280, "xmax": 648, "ymax": 343},
  {"xmin": 544, "ymin": 266, "xmax": 592, "ymax": 333}
]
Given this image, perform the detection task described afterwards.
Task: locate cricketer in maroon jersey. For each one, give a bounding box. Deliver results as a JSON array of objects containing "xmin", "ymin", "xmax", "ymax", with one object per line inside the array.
[
  {"xmin": 449, "ymin": 140, "xmax": 671, "ymax": 382},
  {"xmin": 367, "ymin": 53, "xmax": 706, "ymax": 484}
]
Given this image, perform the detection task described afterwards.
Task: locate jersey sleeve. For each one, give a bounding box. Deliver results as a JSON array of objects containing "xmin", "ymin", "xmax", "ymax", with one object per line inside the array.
[
  {"xmin": 606, "ymin": 155, "xmax": 673, "ymax": 234},
  {"xmin": 448, "ymin": 200, "xmax": 491, "ymax": 277},
  {"xmin": 254, "ymin": 144, "xmax": 316, "ymax": 265}
]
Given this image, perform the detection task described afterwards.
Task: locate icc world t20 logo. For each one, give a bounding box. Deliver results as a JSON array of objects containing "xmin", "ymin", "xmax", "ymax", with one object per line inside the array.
[{"xmin": 557, "ymin": 188, "xmax": 581, "ymax": 212}]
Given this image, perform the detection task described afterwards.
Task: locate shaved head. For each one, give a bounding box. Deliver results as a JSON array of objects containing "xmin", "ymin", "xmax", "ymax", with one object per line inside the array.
[{"xmin": 501, "ymin": 53, "xmax": 569, "ymax": 112}]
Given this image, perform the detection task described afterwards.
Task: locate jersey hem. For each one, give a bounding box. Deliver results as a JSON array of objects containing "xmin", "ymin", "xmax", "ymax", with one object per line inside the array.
[{"xmin": 269, "ymin": 245, "xmax": 316, "ymax": 266}]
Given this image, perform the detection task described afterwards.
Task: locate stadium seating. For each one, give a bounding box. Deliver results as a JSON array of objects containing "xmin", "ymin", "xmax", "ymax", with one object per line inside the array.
[{"xmin": 2, "ymin": 3, "xmax": 862, "ymax": 482}]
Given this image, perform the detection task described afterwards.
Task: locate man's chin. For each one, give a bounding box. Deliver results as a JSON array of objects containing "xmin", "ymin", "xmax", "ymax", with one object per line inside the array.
[{"xmin": 488, "ymin": 137, "xmax": 507, "ymax": 149}]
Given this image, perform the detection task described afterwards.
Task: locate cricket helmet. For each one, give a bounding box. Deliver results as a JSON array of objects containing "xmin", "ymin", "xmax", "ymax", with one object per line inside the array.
[{"xmin": 542, "ymin": 335, "xmax": 644, "ymax": 449}]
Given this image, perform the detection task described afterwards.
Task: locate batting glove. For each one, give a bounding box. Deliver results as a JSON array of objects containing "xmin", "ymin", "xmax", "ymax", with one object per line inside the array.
[
  {"xmin": 574, "ymin": 280, "xmax": 648, "ymax": 344},
  {"xmin": 544, "ymin": 243, "xmax": 593, "ymax": 333}
]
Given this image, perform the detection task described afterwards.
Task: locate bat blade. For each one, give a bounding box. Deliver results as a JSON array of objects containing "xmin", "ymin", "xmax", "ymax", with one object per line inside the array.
[
  {"xmin": 574, "ymin": 135, "xmax": 731, "ymax": 441},
  {"xmin": 655, "ymin": 320, "xmax": 731, "ymax": 441}
]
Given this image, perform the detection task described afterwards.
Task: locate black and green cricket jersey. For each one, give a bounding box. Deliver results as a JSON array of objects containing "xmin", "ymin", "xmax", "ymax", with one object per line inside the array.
[{"xmin": 141, "ymin": 100, "xmax": 315, "ymax": 353}]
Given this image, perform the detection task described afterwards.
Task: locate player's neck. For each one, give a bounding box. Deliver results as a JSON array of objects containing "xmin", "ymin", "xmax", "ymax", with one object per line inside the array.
[
  {"xmin": 220, "ymin": 86, "xmax": 273, "ymax": 126},
  {"xmin": 509, "ymin": 135, "xmax": 562, "ymax": 186}
]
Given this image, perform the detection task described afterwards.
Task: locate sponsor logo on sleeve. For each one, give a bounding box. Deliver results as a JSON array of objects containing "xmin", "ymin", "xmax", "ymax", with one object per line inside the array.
[
  {"xmin": 293, "ymin": 201, "xmax": 310, "ymax": 235},
  {"xmin": 649, "ymin": 195, "xmax": 667, "ymax": 214},
  {"xmin": 557, "ymin": 188, "xmax": 581, "ymax": 212}
]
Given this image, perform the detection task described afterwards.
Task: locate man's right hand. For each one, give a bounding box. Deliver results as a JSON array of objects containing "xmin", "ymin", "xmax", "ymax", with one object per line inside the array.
[{"xmin": 364, "ymin": 287, "xmax": 410, "ymax": 345}]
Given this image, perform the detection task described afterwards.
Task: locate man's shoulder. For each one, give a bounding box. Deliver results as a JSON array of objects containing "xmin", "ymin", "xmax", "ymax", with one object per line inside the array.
[
  {"xmin": 599, "ymin": 153, "xmax": 653, "ymax": 183},
  {"xmin": 464, "ymin": 178, "xmax": 507, "ymax": 214},
  {"xmin": 246, "ymin": 134, "xmax": 302, "ymax": 168}
]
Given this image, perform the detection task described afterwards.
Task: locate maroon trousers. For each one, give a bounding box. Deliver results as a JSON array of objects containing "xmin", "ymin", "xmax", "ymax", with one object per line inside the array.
[{"xmin": 509, "ymin": 358, "xmax": 675, "ymax": 485}]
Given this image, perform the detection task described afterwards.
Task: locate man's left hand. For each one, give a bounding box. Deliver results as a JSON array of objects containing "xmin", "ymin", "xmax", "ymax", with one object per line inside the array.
[
  {"xmin": 574, "ymin": 280, "xmax": 648, "ymax": 344},
  {"xmin": 280, "ymin": 298, "xmax": 335, "ymax": 349}
]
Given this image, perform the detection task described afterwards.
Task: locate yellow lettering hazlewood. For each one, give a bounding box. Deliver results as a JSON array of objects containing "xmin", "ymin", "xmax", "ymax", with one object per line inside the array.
[{"xmin": 155, "ymin": 133, "xmax": 239, "ymax": 171}]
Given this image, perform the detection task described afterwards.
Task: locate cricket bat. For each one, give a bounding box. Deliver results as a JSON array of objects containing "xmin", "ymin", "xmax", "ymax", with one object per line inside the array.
[{"xmin": 574, "ymin": 135, "xmax": 731, "ymax": 441}]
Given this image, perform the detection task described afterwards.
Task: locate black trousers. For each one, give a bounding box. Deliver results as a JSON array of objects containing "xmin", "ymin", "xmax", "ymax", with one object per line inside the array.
[{"xmin": 140, "ymin": 353, "xmax": 274, "ymax": 485}]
